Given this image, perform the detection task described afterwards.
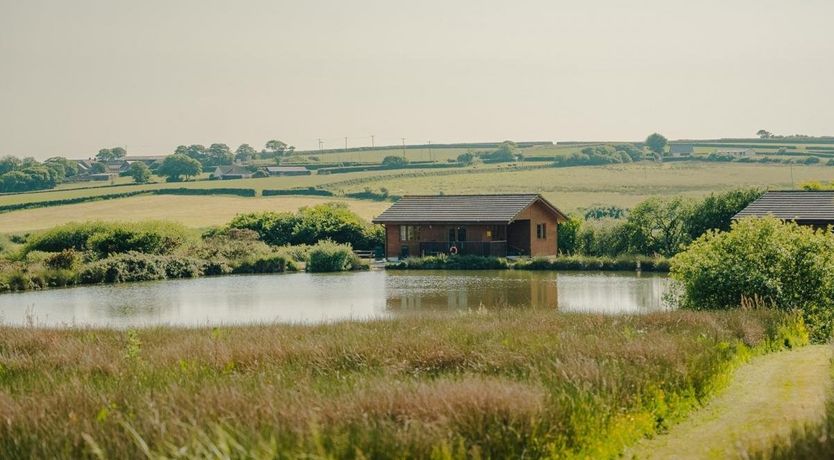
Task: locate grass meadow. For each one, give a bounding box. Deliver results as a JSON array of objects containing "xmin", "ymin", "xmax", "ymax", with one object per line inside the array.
[
  {"xmin": 0, "ymin": 309, "xmax": 806, "ymax": 459},
  {"xmin": 0, "ymin": 195, "xmax": 389, "ymax": 233},
  {"xmin": 3, "ymin": 151, "xmax": 834, "ymax": 233}
]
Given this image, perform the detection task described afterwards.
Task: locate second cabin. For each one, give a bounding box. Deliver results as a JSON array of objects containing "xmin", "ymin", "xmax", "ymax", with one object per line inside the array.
[{"xmin": 372, "ymin": 194, "xmax": 567, "ymax": 259}]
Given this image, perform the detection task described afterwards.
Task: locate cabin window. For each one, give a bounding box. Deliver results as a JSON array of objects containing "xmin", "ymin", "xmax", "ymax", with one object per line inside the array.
[
  {"xmin": 536, "ymin": 223, "xmax": 547, "ymax": 239},
  {"xmin": 399, "ymin": 225, "xmax": 418, "ymax": 241}
]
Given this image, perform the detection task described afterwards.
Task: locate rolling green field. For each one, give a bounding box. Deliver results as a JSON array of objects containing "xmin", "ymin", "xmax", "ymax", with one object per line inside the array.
[
  {"xmin": 1, "ymin": 160, "xmax": 834, "ymax": 233},
  {"xmin": 328, "ymin": 161, "xmax": 834, "ymax": 209},
  {"xmin": 3, "ymin": 137, "xmax": 834, "ymax": 235},
  {"xmin": 0, "ymin": 195, "xmax": 389, "ymax": 233}
]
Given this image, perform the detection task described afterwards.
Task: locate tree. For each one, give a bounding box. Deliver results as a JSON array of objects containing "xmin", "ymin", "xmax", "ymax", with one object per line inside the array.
[
  {"xmin": 756, "ymin": 129, "xmax": 773, "ymax": 139},
  {"xmin": 45, "ymin": 157, "xmax": 79, "ymax": 177},
  {"xmin": 90, "ymin": 162, "xmax": 106, "ymax": 173},
  {"xmin": 457, "ymin": 152, "xmax": 476, "ymax": 165},
  {"xmin": 175, "ymin": 145, "xmax": 208, "ymax": 165},
  {"xmin": 111, "ymin": 147, "xmax": 127, "ymax": 159},
  {"xmin": 0, "ymin": 156, "xmax": 21, "ymax": 175},
  {"xmin": 265, "ymin": 139, "xmax": 288, "ymax": 156},
  {"xmin": 158, "ymin": 154, "xmax": 202, "ymax": 182},
  {"xmin": 128, "ymin": 162, "xmax": 152, "ymax": 183},
  {"xmin": 235, "ymin": 144, "xmax": 257, "ymax": 163},
  {"xmin": 207, "ymin": 143, "xmax": 233, "ymax": 166},
  {"xmin": 96, "ymin": 147, "xmax": 127, "ymax": 162},
  {"xmin": 382, "ymin": 156, "xmax": 409, "ymax": 168},
  {"xmin": 645, "ymin": 133, "xmax": 668, "ymax": 155},
  {"xmin": 624, "ymin": 196, "xmax": 692, "ymax": 256}
]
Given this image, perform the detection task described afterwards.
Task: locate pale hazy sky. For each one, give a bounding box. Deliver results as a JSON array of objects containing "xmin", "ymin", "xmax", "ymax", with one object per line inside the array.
[{"xmin": 2, "ymin": 0, "xmax": 833, "ymax": 159}]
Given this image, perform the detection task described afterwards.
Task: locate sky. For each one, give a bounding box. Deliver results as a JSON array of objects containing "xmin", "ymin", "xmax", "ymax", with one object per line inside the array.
[{"xmin": 1, "ymin": 0, "xmax": 833, "ymax": 159}]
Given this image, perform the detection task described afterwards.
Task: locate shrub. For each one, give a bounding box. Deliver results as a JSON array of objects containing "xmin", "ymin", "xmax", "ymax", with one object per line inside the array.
[
  {"xmin": 79, "ymin": 252, "xmax": 204, "ymax": 284},
  {"xmin": 552, "ymin": 145, "xmax": 637, "ymax": 167},
  {"xmin": 387, "ymin": 255, "xmax": 509, "ymax": 270},
  {"xmin": 25, "ymin": 221, "xmax": 192, "ymax": 256},
  {"xmin": 306, "ymin": 240, "xmax": 357, "ymax": 272},
  {"xmin": 382, "ymin": 156, "xmax": 409, "ymax": 168},
  {"xmin": 39, "ymin": 269, "xmax": 78, "ymax": 287},
  {"xmin": 44, "ymin": 249, "xmax": 80, "ymax": 270},
  {"xmin": 4, "ymin": 270, "xmax": 35, "ymax": 291},
  {"xmin": 232, "ymin": 253, "xmax": 296, "ymax": 274},
  {"xmin": 229, "ymin": 203, "xmax": 383, "ymax": 249},
  {"xmin": 25, "ymin": 222, "xmax": 112, "ymax": 252},
  {"xmin": 671, "ymin": 216, "xmax": 834, "ymax": 342},
  {"xmin": 88, "ymin": 225, "xmax": 187, "ymax": 257}
]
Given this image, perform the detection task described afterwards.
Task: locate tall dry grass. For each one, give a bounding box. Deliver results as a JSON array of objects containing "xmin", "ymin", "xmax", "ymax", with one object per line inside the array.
[{"xmin": 0, "ymin": 309, "xmax": 807, "ymax": 459}]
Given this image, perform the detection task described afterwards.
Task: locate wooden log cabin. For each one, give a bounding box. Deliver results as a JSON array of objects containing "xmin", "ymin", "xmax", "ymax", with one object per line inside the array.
[{"xmin": 372, "ymin": 194, "xmax": 567, "ymax": 259}]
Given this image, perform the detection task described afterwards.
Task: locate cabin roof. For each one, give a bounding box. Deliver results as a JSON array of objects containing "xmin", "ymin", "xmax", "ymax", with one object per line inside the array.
[
  {"xmin": 734, "ymin": 191, "xmax": 834, "ymax": 222},
  {"xmin": 372, "ymin": 194, "xmax": 567, "ymax": 224}
]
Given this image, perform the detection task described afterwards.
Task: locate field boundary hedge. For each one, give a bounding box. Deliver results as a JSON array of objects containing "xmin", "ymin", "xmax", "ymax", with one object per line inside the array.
[
  {"xmin": 0, "ymin": 188, "xmax": 257, "ymax": 213},
  {"xmin": 262, "ymin": 188, "xmax": 335, "ymax": 197}
]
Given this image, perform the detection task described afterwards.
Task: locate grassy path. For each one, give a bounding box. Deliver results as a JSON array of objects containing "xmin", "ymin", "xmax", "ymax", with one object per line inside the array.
[{"xmin": 628, "ymin": 344, "xmax": 833, "ymax": 459}]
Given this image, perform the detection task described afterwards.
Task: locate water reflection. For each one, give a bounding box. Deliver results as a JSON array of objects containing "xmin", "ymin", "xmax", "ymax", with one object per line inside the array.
[
  {"xmin": 0, "ymin": 270, "xmax": 670, "ymax": 328},
  {"xmin": 384, "ymin": 270, "xmax": 669, "ymax": 314}
]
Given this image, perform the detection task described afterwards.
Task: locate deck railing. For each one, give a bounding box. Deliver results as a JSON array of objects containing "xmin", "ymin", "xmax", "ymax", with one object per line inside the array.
[{"xmin": 419, "ymin": 241, "xmax": 507, "ymax": 257}]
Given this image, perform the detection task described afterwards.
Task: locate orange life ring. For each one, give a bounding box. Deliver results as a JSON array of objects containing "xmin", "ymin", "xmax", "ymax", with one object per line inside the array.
[{"xmin": 449, "ymin": 246, "xmax": 459, "ymax": 255}]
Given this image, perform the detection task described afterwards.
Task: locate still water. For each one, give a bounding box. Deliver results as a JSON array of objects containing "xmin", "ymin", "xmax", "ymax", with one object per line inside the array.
[{"xmin": 0, "ymin": 270, "xmax": 671, "ymax": 328}]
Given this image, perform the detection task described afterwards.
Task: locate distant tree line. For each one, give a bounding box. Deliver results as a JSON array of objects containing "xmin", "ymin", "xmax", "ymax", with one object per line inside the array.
[
  {"xmin": 172, "ymin": 139, "xmax": 295, "ymax": 170},
  {"xmin": 0, "ymin": 155, "xmax": 79, "ymax": 193}
]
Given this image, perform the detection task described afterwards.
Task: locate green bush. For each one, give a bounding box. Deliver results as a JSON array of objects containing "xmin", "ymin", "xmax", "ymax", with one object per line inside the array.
[
  {"xmin": 4, "ymin": 270, "xmax": 35, "ymax": 291},
  {"xmin": 387, "ymin": 255, "xmax": 509, "ymax": 270},
  {"xmin": 514, "ymin": 255, "xmax": 670, "ymax": 272},
  {"xmin": 672, "ymin": 216, "xmax": 834, "ymax": 342},
  {"xmin": 44, "ymin": 249, "xmax": 81, "ymax": 270},
  {"xmin": 24, "ymin": 222, "xmax": 112, "ymax": 252},
  {"xmin": 306, "ymin": 240, "xmax": 357, "ymax": 273},
  {"xmin": 79, "ymin": 252, "xmax": 204, "ymax": 284},
  {"xmin": 229, "ymin": 203, "xmax": 383, "ymax": 249},
  {"xmin": 25, "ymin": 221, "xmax": 191, "ymax": 256},
  {"xmin": 232, "ymin": 253, "xmax": 296, "ymax": 274},
  {"xmin": 40, "ymin": 268, "xmax": 78, "ymax": 287}
]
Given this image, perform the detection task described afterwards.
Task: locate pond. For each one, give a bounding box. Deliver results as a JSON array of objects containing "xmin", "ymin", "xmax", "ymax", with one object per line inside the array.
[{"xmin": 0, "ymin": 270, "xmax": 671, "ymax": 328}]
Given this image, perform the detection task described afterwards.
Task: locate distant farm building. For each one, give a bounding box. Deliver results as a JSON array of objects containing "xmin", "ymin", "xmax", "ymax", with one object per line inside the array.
[
  {"xmin": 213, "ymin": 165, "xmax": 254, "ymax": 180},
  {"xmin": 716, "ymin": 148, "xmax": 756, "ymax": 158},
  {"xmin": 669, "ymin": 144, "xmax": 694, "ymax": 157},
  {"xmin": 104, "ymin": 160, "xmax": 131, "ymax": 175},
  {"xmin": 734, "ymin": 191, "xmax": 834, "ymax": 227},
  {"xmin": 373, "ymin": 194, "xmax": 567, "ymax": 259},
  {"xmin": 265, "ymin": 166, "xmax": 311, "ymax": 176},
  {"xmin": 125, "ymin": 155, "xmax": 166, "ymax": 168}
]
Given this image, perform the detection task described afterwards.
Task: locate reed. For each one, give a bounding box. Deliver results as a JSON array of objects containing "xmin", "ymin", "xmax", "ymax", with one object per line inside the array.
[{"xmin": 0, "ymin": 309, "xmax": 806, "ymax": 459}]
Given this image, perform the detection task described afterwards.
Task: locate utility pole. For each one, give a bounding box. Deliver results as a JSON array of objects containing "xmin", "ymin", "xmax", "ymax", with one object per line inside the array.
[
  {"xmin": 370, "ymin": 135, "xmax": 375, "ymax": 148},
  {"xmin": 428, "ymin": 140, "xmax": 432, "ymax": 162},
  {"xmin": 318, "ymin": 139, "xmax": 323, "ymax": 152},
  {"xmin": 401, "ymin": 138, "xmax": 406, "ymax": 160},
  {"xmin": 344, "ymin": 137, "xmax": 348, "ymax": 151}
]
